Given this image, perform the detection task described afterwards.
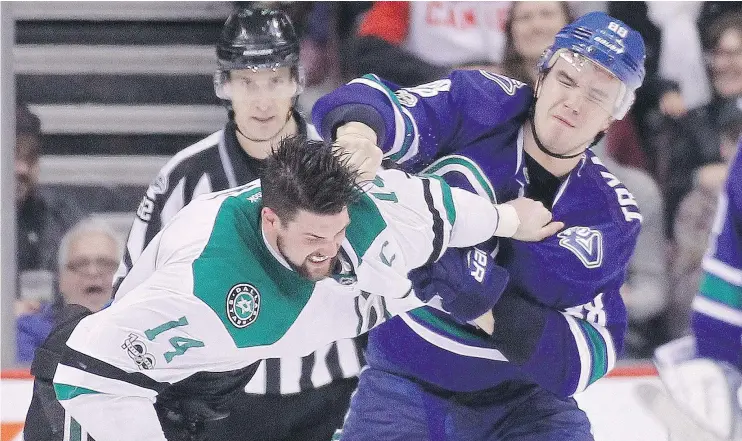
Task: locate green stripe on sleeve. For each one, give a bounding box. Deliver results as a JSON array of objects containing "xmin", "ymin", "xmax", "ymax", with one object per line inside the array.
[
  {"xmin": 422, "ymin": 155, "xmax": 496, "ymax": 203},
  {"xmin": 54, "ymin": 383, "xmax": 101, "ymax": 401},
  {"xmin": 347, "ymin": 193, "xmax": 387, "ymax": 259},
  {"xmin": 69, "ymin": 417, "xmax": 82, "ymax": 441},
  {"xmin": 700, "ymin": 272, "xmax": 742, "ymax": 309},
  {"xmin": 408, "ymin": 308, "xmax": 490, "ymax": 346},
  {"xmin": 578, "ymin": 322, "xmax": 608, "ymax": 385}
]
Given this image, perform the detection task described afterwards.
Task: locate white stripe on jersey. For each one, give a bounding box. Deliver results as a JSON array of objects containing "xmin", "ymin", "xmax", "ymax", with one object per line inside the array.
[
  {"xmin": 561, "ymin": 313, "xmax": 591, "ymax": 394},
  {"xmin": 587, "ymin": 320, "xmax": 616, "ymax": 374},
  {"xmin": 399, "ymin": 313, "xmax": 508, "ymax": 361},
  {"xmin": 309, "ymin": 344, "xmax": 333, "ymax": 390},
  {"xmin": 280, "ymin": 354, "xmax": 304, "ymax": 394},
  {"xmin": 192, "ymin": 173, "xmax": 213, "ymax": 201},
  {"xmin": 160, "ymin": 177, "xmax": 186, "ymax": 227},
  {"xmin": 244, "ymin": 360, "xmax": 267, "ymax": 394},
  {"xmin": 337, "ymin": 338, "xmax": 363, "ymax": 378},
  {"xmin": 398, "ymin": 106, "xmax": 420, "ymax": 164},
  {"xmin": 693, "ymin": 296, "xmax": 742, "ymax": 326},
  {"xmin": 703, "ymin": 256, "xmax": 742, "ymax": 287}
]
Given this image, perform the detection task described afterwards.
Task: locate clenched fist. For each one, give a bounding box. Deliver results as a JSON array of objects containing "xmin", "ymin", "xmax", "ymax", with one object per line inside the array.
[
  {"xmin": 333, "ymin": 122, "xmax": 383, "ymax": 183},
  {"xmin": 504, "ymin": 197, "xmax": 564, "ymax": 241}
]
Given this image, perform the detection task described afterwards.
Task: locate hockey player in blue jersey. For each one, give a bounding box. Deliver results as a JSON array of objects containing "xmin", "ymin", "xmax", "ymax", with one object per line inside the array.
[
  {"xmin": 312, "ymin": 11, "xmax": 646, "ymax": 441},
  {"xmin": 647, "ymin": 142, "xmax": 742, "ymax": 441}
]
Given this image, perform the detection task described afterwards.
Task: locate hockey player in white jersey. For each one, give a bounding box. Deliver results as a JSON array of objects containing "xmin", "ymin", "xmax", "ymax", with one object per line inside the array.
[
  {"xmin": 110, "ymin": 7, "xmax": 359, "ymax": 440},
  {"xmin": 52, "ymin": 135, "xmax": 560, "ymax": 441}
]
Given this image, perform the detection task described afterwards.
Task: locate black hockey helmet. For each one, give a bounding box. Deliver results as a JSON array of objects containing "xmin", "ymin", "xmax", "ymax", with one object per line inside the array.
[
  {"xmin": 214, "ymin": 6, "xmax": 303, "ymax": 101},
  {"xmin": 217, "ymin": 6, "xmax": 299, "ymax": 71}
]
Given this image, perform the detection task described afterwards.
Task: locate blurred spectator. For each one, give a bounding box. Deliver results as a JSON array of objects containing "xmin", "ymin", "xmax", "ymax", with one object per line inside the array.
[
  {"xmin": 16, "ymin": 104, "xmax": 82, "ymax": 273},
  {"xmin": 705, "ymin": 14, "xmax": 742, "ymax": 99},
  {"xmin": 569, "ymin": 1, "xmax": 606, "ymax": 18},
  {"xmin": 666, "ymin": 97, "xmax": 742, "ymax": 341},
  {"xmin": 300, "ymin": 2, "xmax": 371, "ymax": 84},
  {"xmin": 698, "ymin": 2, "xmax": 742, "ymax": 48},
  {"xmin": 297, "ymin": 2, "xmax": 372, "ymax": 112},
  {"xmin": 497, "ymin": 1, "xmax": 572, "ymax": 86},
  {"xmin": 648, "ymin": 2, "xmax": 711, "ymax": 113},
  {"xmin": 593, "ymin": 142, "xmax": 670, "ymax": 358},
  {"xmin": 606, "ymin": 2, "xmax": 709, "ymax": 174},
  {"xmin": 16, "ymin": 218, "xmax": 121, "ymax": 364},
  {"xmin": 349, "ymin": 1, "xmax": 511, "ymax": 86},
  {"xmin": 658, "ymin": 12, "xmax": 742, "ymax": 238}
]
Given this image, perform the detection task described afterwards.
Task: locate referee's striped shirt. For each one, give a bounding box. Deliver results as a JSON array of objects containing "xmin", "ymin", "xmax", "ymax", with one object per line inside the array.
[{"xmin": 112, "ymin": 114, "xmax": 365, "ymax": 394}]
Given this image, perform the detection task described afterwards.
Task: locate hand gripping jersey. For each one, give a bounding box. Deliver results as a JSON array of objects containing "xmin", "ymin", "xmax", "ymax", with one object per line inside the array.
[
  {"xmin": 313, "ymin": 69, "xmax": 642, "ymax": 396},
  {"xmin": 52, "ymin": 168, "xmax": 503, "ymax": 441},
  {"xmin": 693, "ymin": 143, "xmax": 742, "ymax": 368}
]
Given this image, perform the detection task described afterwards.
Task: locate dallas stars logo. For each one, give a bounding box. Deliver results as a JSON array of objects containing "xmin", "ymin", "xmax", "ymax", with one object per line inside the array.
[{"xmin": 226, "ymin": 283, "xmax": 261, "ymax": 328}]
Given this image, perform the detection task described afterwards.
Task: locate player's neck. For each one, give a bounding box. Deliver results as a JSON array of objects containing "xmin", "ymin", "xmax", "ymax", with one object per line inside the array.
[
  {"xmin": 237, "ymin": 114, "xmax": 298, "ymax": 160},
  {"xmin": 522, "ymin": 119, "xmax": 582, "ymax": 178}
]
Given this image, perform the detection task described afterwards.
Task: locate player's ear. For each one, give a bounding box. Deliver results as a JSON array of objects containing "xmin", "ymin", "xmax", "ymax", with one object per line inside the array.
[{"xmin": 261, "ymin": 207, "xmax": 279, "ymax": 229}]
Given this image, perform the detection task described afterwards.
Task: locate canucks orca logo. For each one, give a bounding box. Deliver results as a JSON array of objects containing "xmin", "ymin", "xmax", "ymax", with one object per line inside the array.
[
  {"xmin": 479, "ymin": 71, "xmax": 527, "ymax": 96},
  {"xmin": 557, "ymin": 226, "xmax": 603, "ymax": 268},
  {"xmin": 226, "ymin": 283, "xmax": 261, "ymax": 328},
  {"xmin": 395, "ymin": 79, "xmax": 452, "ymax": 107}
]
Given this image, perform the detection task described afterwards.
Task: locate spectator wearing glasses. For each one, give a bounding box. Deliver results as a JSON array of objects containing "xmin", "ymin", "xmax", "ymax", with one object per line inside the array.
[{"xmin": 16, "ymin": 218, "xmax": 121, "ymax": 364}]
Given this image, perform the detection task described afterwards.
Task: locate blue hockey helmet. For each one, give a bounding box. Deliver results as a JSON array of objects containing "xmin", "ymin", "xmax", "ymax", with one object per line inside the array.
[{"xmin": 538, "ymin": 11, "xmax": 646, "ymax": 119}]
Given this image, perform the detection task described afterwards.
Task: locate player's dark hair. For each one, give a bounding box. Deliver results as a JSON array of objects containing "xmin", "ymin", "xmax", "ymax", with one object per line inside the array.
[
  {"xmin": 261, "ymin": 135, "xmax": 361, "ymax": 222},
  {"xmin": 703, "ymin": 12, "xmax": 742, "ymax": 52},
  {"xmin": 16, "ymin": 103, "xmax": 41, "ymax": 136},
  {"xmin": 16, "ymin": 103, "xmax": 41, "ymax": 162}
]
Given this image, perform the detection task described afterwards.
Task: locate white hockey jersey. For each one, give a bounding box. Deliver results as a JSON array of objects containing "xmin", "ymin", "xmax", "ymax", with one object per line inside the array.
[{"xmin": 53, "ymin": 168, "xmax": 502, "ymax": 441}]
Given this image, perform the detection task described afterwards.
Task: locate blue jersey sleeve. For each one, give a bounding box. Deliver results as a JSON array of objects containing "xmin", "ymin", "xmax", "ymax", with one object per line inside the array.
[
  {"xmin": 692, "ymin": 145, "xmax": 742, "ymax": 369},
  {"xmin": 491, "ymin": 288, "xmax": 626, "ymax": 397},
  {"xmin": 312, "ymin": 70, "xmax": 532, "ymax": 172}
]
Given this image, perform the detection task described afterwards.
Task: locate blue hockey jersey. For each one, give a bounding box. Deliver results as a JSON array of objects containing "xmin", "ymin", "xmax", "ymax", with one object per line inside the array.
[
  {"xmin": 692, "ymin": 142, "xmax": 742, "ymax": 369},
  {"xmin": 313, "ymin": 70, "xmax": 642, "ymax": 396}
]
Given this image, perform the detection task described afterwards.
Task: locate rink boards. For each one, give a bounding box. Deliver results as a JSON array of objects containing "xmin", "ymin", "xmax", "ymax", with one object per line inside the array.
[{"xmin": 2, "ymin": 365, "xmax": 671, "ymax": 441}]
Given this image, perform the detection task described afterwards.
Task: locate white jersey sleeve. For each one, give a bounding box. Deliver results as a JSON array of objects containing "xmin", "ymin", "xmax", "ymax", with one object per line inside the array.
[
  {"xmin": 53, "ymin": 170, "xmax": 501, "ymax": 441},
  {"xmin": 370, "ymin": 168, "xmax": 499, "ymax": 270}
]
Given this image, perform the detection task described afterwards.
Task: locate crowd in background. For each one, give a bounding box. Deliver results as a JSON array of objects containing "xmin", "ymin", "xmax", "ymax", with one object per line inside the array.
[{"xmin": 13, "ymin": 1, "xmax": 742, "ymax": 364}]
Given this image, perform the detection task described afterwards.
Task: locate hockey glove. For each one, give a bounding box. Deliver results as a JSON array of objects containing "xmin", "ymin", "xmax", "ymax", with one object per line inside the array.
[
  {"xmin": 408, "ymin": 247, "xmax": 509, "ymax": 323},
  {"xmin": 157, "ymin": 398, "xmax": 230, "ymax": 441}
]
